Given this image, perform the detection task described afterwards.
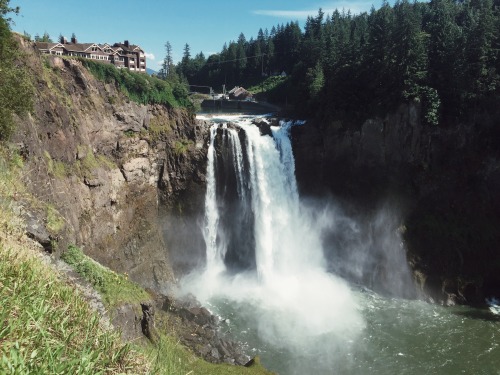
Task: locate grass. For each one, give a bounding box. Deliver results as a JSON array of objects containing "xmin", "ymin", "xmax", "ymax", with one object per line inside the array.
[
  {"xmin": 0, "ymin": 146, "xmax": 146, "ymax": 373},
  {"xmin": 40, "ymin": 56, "xmax": 74, "ymax": 110},
  {"xmin": 43, "ymin": 145, "xmax": 118, "ymax": 181},
  {"xmin": 46, "ymin": 204, "xmax": 65, "ymax": 234},
  {"xmin": 174, "ymin": 139, "xmax": 194, "ymax": 155},
  {"xmin": 147, "ymin": 116, "xmax": 172, "ymax": 140},
  {"xmin": 75, "ymin": 146, "xmax": 117, "ymax": 177},
  {"xmin": 76, "ymin": 58, "xmax": 193, "ymax": 110},
  {"xmin": 0, "ymin": 147, "xmax": 26, "ymax": 234},
  {"xmin": 61, "ymin": 245, "xmax": 150, "ymax": 308},
  {"xmin": 0, "ymin": 243, "xmax": 149, "ymax": 374}
]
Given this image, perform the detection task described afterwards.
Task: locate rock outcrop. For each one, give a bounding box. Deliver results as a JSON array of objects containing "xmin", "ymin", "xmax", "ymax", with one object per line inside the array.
[
  {"xmin": 292, "ymin": 102, "xmax": 500, "ymax": 305},
  {"xmin": 161, "ymin": 295, "xmax": 250, "ymax": 365},
  {"xmin": 12, "ymin": 38, "xmax": 209, "ymax": 294}
]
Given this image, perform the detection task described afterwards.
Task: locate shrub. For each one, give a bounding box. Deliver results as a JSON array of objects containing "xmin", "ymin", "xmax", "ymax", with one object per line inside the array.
[{"xmin": 77, "ymin": 58, "xmax": 194, "ymax": 111}]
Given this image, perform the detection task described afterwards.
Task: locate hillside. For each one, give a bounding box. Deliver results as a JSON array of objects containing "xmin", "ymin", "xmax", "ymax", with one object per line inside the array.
[{"xmin": 0, "ymin": 31, "xmax": 272, "ymax": 374}]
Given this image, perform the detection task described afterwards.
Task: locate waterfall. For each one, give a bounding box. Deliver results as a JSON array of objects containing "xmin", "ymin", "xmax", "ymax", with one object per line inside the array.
[
  {"xmin": 203, "ymin": 119, "xmax": 325, "ymax": 281},
  {"xmin": 193, "ymin": 116, "xmax": 364, "ymax": 345},
  {"xmin": 203, "ymin": 124, "xmax": 223, "ymax": 275},
  {"xmin": 175, "ymin": 115, "xmax": 367, "ymax": 375}
]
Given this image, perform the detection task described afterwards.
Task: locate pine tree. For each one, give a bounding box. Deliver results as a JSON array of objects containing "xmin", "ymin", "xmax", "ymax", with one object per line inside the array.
[{"xmin": 159, "ymin": 41, "xmax": 176, "ymax": 80}]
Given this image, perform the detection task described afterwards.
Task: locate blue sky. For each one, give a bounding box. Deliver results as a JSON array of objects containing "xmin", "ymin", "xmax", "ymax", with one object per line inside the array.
[{"xmin": 10, "ymin": 0, "xmax": 382, "ymax": 69}]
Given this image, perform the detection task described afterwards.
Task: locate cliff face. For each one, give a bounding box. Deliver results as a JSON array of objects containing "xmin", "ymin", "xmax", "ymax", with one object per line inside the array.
[
  {"xmin": 292, "ymin": 102, "xmax": 500, "ymax": 305},
  {"xmin": 12, "ymin": 38, "xmax": 209, "ymax": 293}
]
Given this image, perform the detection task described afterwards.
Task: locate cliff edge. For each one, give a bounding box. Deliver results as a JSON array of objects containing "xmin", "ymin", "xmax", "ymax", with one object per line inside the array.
[{"xmin": 11, "ymin": 36, "xmax": 209, "ymax": 293}]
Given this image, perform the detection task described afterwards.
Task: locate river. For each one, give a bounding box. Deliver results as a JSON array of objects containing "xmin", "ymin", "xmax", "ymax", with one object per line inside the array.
[{"xmin": 181, "ymin": 114, "xmax": 500, "ymax": 375}]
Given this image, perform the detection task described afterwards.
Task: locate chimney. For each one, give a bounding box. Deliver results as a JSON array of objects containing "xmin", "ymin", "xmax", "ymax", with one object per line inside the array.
[
  {"xmin": 71, "ymin": 36, "xmax": 77, "ymax": 44},
  {"xmin": 124, "ymin": 40, "xmax": 129, "ymax": 47},
  {"xmin": 60, "ymin": 36, "xmax": 67, "ymax": 44}
]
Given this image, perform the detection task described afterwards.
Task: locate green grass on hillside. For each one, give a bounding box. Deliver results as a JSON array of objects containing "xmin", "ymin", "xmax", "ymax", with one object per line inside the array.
[
  {"xmin": 247, "ymin": 76, "xmax": 291, "ymax": 106},
  {"xmin": 61, "ymin": 245, "xmax": 150, "ymax": 308},
  {"xmin": 0, "ymin": 244, "xmax": 149, "ymax": 374}
]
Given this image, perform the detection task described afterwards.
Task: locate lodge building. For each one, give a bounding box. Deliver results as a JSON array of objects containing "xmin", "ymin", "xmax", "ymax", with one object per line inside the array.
[{"xmin": 35, "ymin": 36, "xmax": 146, "ymax": 72}]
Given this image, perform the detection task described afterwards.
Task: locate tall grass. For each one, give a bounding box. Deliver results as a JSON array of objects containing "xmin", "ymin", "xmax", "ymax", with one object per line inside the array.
[
  {"xmin": 0, "ymin": 244, "xmax": 149, "ymax": 374},
  {"xmin": 61, "ymin": 245, "xmax": 150, "ymax": 308}
]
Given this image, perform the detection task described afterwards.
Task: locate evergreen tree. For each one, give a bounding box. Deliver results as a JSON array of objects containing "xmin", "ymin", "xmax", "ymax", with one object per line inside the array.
[
  {"xmin": 236, "ymin": 33, "xmax": 247, "ymax": 76},
  {"xmin": 462, "ymin": 0, "xmax": 497, "ymax": 104},
  {"xmin": 425, "ymin": 0, "xmax": 463, "ymax": 118},
  {"xmin": 160, "ymin": 41, "xmax": 176, "ymax": 80},
  {"xmin": 0, "ymin": 0, "xmax": 33, "ymax": 140}
]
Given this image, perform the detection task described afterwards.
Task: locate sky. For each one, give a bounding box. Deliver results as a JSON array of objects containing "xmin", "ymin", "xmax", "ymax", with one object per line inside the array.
[{"xmin": 10, "ymin": 0, "xmax": 383, "ymax": 70}]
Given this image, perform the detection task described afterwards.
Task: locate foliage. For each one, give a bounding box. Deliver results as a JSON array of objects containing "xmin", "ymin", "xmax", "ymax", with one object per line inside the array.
[
  {"xmin": 147, "ymin": 116, "xmax": 172, "ymax": 140},
  {"xmin": 174, "ymin": 139, "xmax": 194, "ymax": 155},
  {"xmin": 46, "ymin": 204, "xmax": 65, "ymax": 234},
  {"xmin": 34, "ymin": 31, "xmax": 52, "ymax": 42},
  {"xmin": 247, "ymin": 75, "xmax": 288, "ymax": 94},
  {"xmin": 182, "ymin": 0, "xmax": 500, "ymax": 126},
  {"xmin": 61, "ymin": 245, "xmax": 150, "ymax": 308},
  {"xmin": 0, "ymin": 146, "xmax": 25, "ymax": 235},
  {"xmin": 0, "ymin": 0, "xmax": 33, "ymax": 141},
  {"xmin": 0, "ymin": 245, "xmax": 147, "ymax": 374},
  {"xmin": 78, "ymin": 58, "xmax": 193, "ymax": 111}
]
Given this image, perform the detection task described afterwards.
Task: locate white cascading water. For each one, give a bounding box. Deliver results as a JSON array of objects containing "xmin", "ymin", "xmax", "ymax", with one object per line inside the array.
[
  {"xmin": 186, "ymin": 116, "xmax": 364, "ymax": 357},
  {"xmin": 203, "ymin": 124, "xmax": 223, "ymax": 276}
]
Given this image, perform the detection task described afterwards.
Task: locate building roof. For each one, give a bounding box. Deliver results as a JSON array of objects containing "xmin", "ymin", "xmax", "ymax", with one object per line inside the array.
[
  {"xmin": 112, "ymin": 42, "xmax": 143, "ymax": 54},
  {"xmin": 228, "ymin": 86, "xmax": 252, "ymax": 99},
  {"xmin": 36, "ymin": 40, "xmax": 144, "ymax": 56}
]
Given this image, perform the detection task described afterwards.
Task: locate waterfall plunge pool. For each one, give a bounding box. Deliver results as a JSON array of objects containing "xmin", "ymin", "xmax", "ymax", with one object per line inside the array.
[{"xmin": 179, "ymin": 114, "xmax": 500, "ymax": 374}]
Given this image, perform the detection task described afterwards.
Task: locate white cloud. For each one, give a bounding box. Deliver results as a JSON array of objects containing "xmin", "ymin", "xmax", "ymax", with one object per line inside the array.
[
  {"xmin": 144, "ymin": 52, "xmax": 155, "ymax": 60},
  {"xmin": 253, "ymin": 9, "xmax": 320, "ymax": 19},
  {"xmin": 253, "ymin": 1, "xmax": 374, "ymax": 20}
]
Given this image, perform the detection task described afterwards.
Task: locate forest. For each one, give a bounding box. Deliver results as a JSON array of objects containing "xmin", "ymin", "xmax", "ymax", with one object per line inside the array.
[{"xmin": 167, "ymin": 0, "xmax": 500, "ymax": 127}]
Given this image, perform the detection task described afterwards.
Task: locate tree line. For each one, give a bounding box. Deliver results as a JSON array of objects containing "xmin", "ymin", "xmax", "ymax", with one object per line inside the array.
[{"xmin": 164, "ymin": 0, "xmax": 500, "ymax": 126}]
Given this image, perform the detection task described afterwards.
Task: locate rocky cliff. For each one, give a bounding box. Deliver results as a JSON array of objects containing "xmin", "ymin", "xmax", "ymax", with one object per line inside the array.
[
  {"xmin": 292, "ymin": 102, "xmax": 500, "ymax": 305},
  {"xmin": 12, "ymin": 37, "xmax": 209, "ymax": 293}
]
